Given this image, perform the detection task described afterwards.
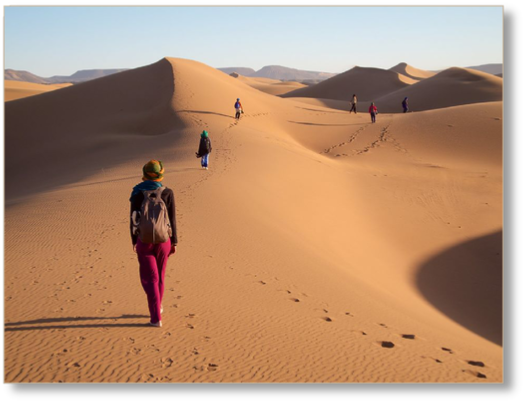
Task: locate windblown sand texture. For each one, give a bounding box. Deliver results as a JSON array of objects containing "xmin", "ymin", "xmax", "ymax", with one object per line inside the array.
[{"xmin": 4, "ymin": 58, "xmax": 502, "ymax": 383}]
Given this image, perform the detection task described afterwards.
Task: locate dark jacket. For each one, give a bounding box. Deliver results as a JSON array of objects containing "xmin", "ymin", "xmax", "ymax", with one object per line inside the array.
[
  {"xmin": 130, "ymin": 187, "xmax": 177, "ymax": 246},
  {"xmin": 197, "ymin": 137, "xmax": 212, "ymax": 157}
]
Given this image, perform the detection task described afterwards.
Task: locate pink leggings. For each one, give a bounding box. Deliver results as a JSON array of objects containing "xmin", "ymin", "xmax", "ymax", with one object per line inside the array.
[{"xmin": 136, "ymin": 239, "xmax": 171, "ymax": 323}]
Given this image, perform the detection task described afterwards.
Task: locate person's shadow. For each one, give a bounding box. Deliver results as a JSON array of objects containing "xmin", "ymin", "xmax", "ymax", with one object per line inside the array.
[{"xmin": 5, "ymin": 314, "xmax": 150, "ymax": 331}]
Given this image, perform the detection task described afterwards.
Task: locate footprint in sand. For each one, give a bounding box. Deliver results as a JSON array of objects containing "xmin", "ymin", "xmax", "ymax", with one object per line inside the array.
[
  {"xmin": 400, "ymin": 334, "xmax": 416, "ymax": 340},
  {"xmin": 462, "ymin": 369, "xmax": 487, "ymax": 379},
  {"xmin": 161, "ymin": 358, "xmax": 174, "ymax": 368},
  {"xmin": 421, "ymin": 356, "xmax": 442, "ymax": 364},
  {"xmin": 441, "ymin": 347, "xmax": 454, "ymax": 354},
  {"xmin": 322, "ymin": 317, "xmax": 333, "ymax": 322},
  {"xmin": 259, "ymin": 280, "xmax": 267, "ymax": 285},
  {"xmin": 466, "ymin": 360, "xmax": 485, "ymax": 367},
  {"xmin": 379, "ymin": 341, "xmax": 395, "ymax": 348},
  {"xmin": 186, "ymin": 323, "xmax": 195, "ymax": 330},
  {"xmin": 290, "ymin": 298, "xmax": 300, "ymax": 303},
  {"xmin": 207, "ymin": 363, "xmax": 219, "ymax": 371}
]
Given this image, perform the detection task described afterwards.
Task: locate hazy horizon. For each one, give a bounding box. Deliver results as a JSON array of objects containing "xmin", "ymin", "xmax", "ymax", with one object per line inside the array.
[
  {"xmin": 4, "ymin": 60, "xmax": 503, "ymax": 79},
  {"xmin": 5, "ymin": 6, "xmax": 502, "ymax": 77}
]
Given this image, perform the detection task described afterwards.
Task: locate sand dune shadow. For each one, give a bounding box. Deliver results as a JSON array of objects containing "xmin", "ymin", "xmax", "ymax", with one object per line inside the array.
[{"xmin": 416, "ymin": 231, "xmax": 502, "ymax": 345}]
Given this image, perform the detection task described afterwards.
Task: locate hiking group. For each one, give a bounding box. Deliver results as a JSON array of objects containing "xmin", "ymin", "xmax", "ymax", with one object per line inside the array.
[
  {"xmin": 130, "ymin": 97, "xmax": 247, "ymax": 327},
  {"xmin": 130, "ymin": 93, "xmax": 413, "ymax": 327},
  {"xmin": 349, "ymin": 95, "xmax": 410, "ymax": 122}
]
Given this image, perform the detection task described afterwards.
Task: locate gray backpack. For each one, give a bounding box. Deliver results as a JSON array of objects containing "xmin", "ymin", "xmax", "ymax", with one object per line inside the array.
[{"xmin": 133, "ymin": 187, "xmax": 172, "ymax": 244}]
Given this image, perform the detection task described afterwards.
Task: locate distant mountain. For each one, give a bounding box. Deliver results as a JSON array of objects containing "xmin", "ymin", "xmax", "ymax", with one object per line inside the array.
[
  {"xmin": 47, "ymin": 69, "xmax": 128, "ymax": 83},
  {"xmin": 4, "ymin": 69, "xmax": 49, "ymax": 84},
  {"xmin": 217, "ymin": 65, "xmax": 335, "ymax": 82},
  {"xmin": 217, "ymin": 67, "xmax": 256, "ymax": 76},
  {"xmin": 466, "ymin": 63, "xmax": 502, "ymax": 76},
  {"xmin": 250, "ymin": 65, "xmax": 335, "ymax": 81},
  {"xmin": 5, "ymin": 68, "xmax": 129, "ymax": 84}
]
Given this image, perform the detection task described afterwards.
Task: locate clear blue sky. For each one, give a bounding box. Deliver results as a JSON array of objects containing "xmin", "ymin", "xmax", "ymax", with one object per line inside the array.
[{"xmin": 4, "ymin": 6, "xmax": 503, "ymax": 77}]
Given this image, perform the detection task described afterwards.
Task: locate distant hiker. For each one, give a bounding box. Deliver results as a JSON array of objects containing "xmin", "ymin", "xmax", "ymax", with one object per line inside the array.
[
  {"xmin": 402, "ymin": 97, "xmax": 409, "ymax": 113},
  {"xmin": 234, "ymin": 98, "xmax": 244, "ymax": 120},
  {"xmin": 130, "ymin": 160, "xmax": 177, "ymax": 328},
  {"xmin": 350, "ymin": 94, "xmax": 358, "ymax": 114},
  {"xmin": 195, "ymin": 130, "xmax": 212, "ymax": 170},
  {"xmin": 369, "ymin": 102, "xmax": 378, "ymax": 123}
]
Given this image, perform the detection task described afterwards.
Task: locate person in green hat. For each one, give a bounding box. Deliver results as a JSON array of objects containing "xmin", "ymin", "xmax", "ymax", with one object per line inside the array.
[
  {"xmin": 195, "ymin": 130, "xmax": 212, "ymax": 170},
  {"xmin": 129, "ymin": 160, "xmax": 177, "ymax": 328}
]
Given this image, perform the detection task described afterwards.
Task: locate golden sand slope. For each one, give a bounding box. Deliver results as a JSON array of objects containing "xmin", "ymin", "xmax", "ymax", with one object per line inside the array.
[
  {"xmin": 4, "ymin": 80, "xmax": 72, "ymax": 101},
  {"xmin": 281, "ymin": 66, "xmax": 414, "ymax": 102},
  {"xmin": 4, "ymin": 58, "xmax": 502, "ymax": 383},
  {"xmin": 389, "ymin": 62, "xmax": 436, "ymax": 81},
  {"xmin": 234, "ymin": 75, "xmax": 307, "ymax": 96},
  {"xmin": 375, "ymin": 67, "xmax": 502, "ymax": 113}
]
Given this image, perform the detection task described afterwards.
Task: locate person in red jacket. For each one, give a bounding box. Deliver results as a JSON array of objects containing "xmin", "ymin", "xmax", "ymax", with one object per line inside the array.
[{"xmin": 369, "ymin": 102, "xmax": 378, "ymax": 123}]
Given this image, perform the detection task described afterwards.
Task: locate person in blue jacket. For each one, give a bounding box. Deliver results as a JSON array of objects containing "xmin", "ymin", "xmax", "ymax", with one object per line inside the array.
[{"xmin": 234, "ymin": 98, "xmax": 244, "ymax": 120}]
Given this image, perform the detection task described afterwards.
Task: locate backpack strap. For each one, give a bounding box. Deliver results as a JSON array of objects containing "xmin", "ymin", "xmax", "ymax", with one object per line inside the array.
[{"xmin": 143, "ymin": 186, "xmax": 165, "ymax": 199}]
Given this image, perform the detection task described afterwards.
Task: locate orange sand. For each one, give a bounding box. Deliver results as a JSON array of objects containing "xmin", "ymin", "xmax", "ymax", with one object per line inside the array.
[
  {"xmin": 4, "ymin": 80, "xmax": 72, "ymax": 101},
  {"xmin": 4, "ymin": 58, "xmax": 502, "ymax": 383}
]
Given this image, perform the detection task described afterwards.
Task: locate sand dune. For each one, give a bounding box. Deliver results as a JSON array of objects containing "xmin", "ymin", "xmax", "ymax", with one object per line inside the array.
[
  {"xmin": 4, "ymin": 58, "xmax": 502, "ymax": 383},
  {"xmin": 281, "ymin": 66, "xmax": 414, "ymax": 102},
  {"xmin": 233, "ymin": 75, "xmax": 307, "ymax": 96},
  {"xmin": 374, "ymin": 67, "xmax": 502, "ymax": 113},
  {"xmin": 285, "ymin": 97, "xmax": 352, "ymax": 111},
  {"xmin": 5, "ymin": 59, "xmax": 184, "ymax": 201},
  {"xmin": 4, "ymin": 80, "xmax": 72, "ymax": 101},
  {"xmin": 389, "ymin": 62, "xmax": 436, "ymax": 80}
]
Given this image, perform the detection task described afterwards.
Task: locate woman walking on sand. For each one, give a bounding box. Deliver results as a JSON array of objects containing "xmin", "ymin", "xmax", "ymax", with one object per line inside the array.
[
  {"xmin": 369, "ymin": 102, "xmax": 378, "ymax": 123},
  {"xmin": 350, "ymin": 94, "xmax": 358, "ymax": 114},
  {"xmin": 196, "ymin": 130, "xmax": 212, "ymax": 170},
  {"xmin": 130, "ymin": 160, "xmax": 177, "ymax": 327}
]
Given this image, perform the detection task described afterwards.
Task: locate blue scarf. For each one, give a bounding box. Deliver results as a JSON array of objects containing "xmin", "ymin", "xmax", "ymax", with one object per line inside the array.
[{"xmin": 130, "ymin": 180, "xmax": 163, "ymax": 201}]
